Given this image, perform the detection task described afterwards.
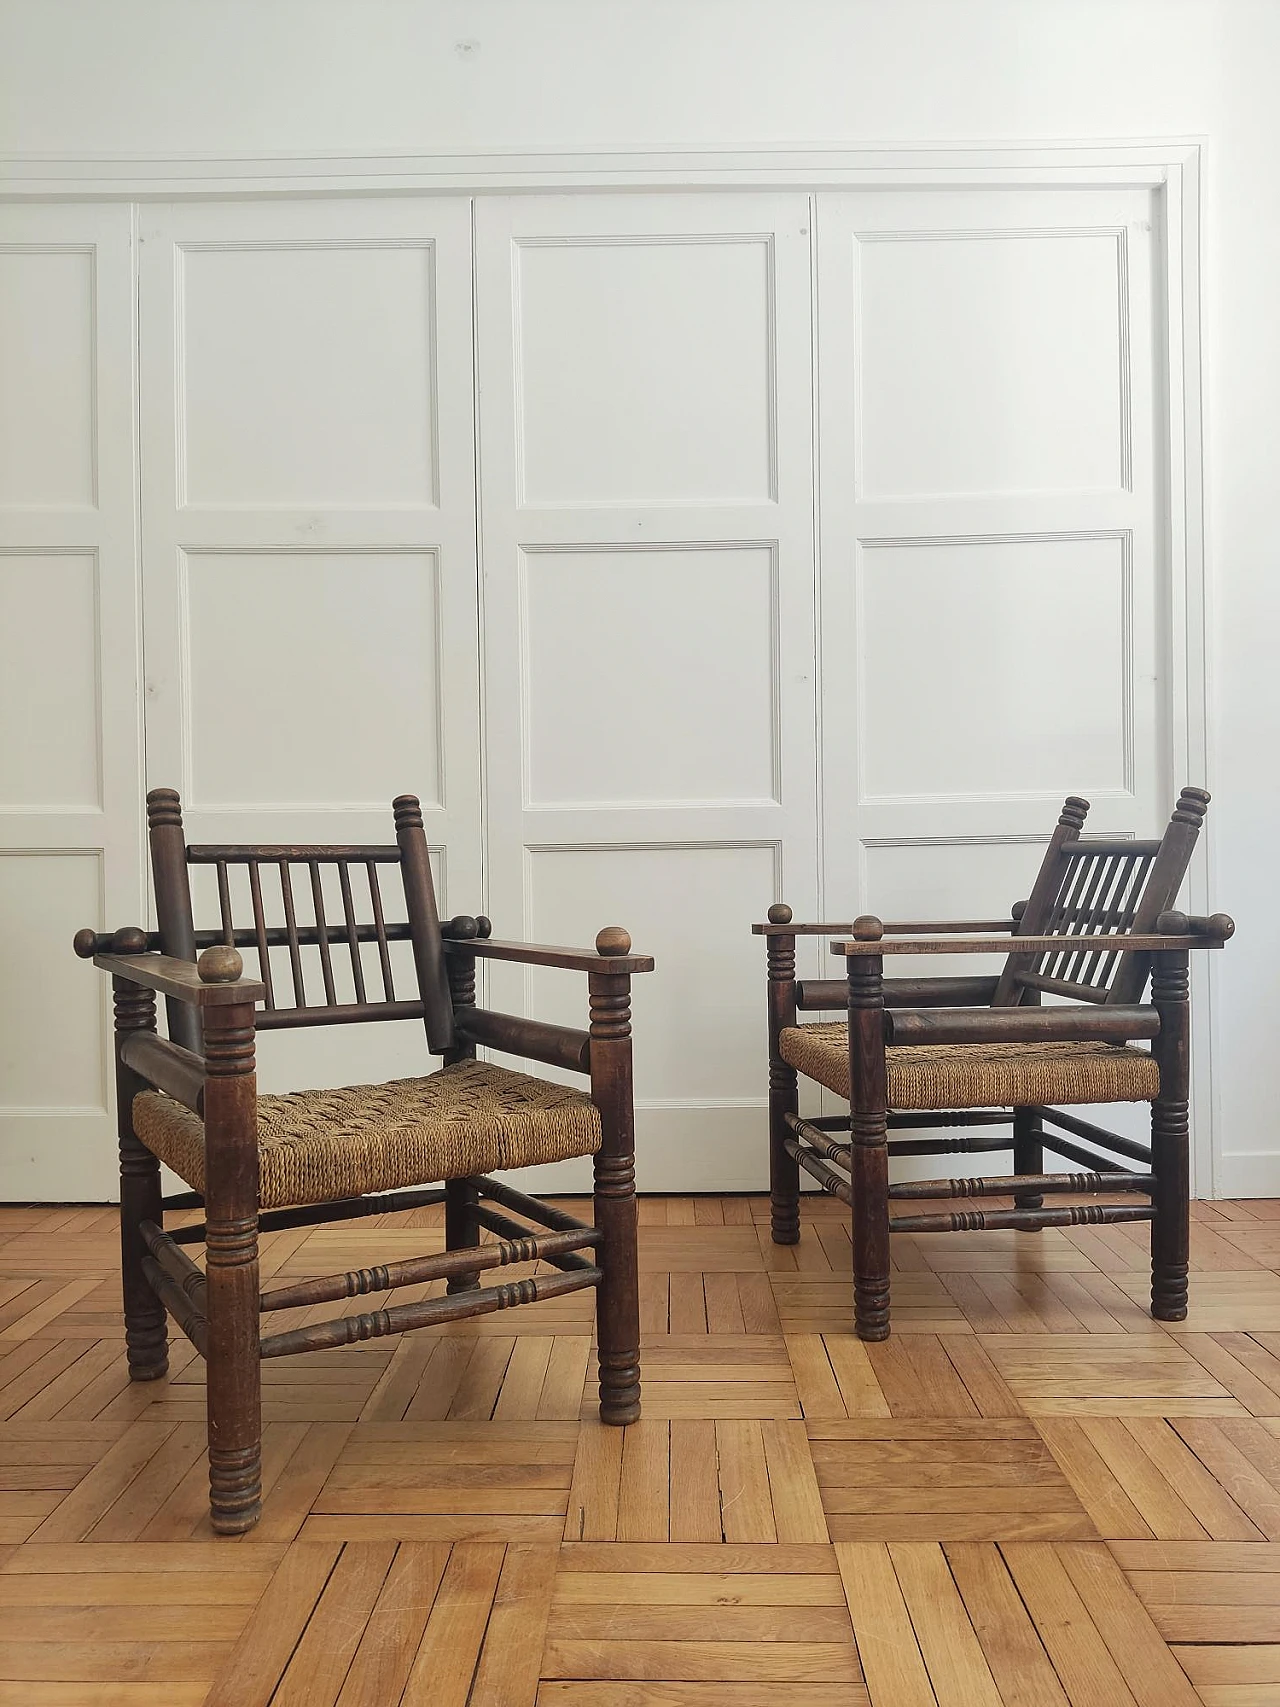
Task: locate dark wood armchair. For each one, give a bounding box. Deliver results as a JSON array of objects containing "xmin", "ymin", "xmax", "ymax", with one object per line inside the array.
[
  {"xmin": 757, "ymin": 789, "xmax": 1232, "ymax": 1340},
  {"xmin": 75, "ymin": 788, "xmax": 652, "ymax": 1533}
]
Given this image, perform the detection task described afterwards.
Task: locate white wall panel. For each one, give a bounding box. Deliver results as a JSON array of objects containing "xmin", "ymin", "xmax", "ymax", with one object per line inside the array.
[
  {"xmin": 858, "ymin": 534, "xmax": 1131, "ymax": 801},
  {"xmin": 179, "ymin": 241, "xmax": 437, "ymax": 507},
  {"xmin": 856, "ymin": 229, "xmax": 1128, "ymax": 499},
  {"xmin": 0, "ymin": 204, "xmax": 144, "ymax": 1200},
  {"xmin": 183, "ymin": 548, "xmax": 442, "ymax": 810},
  {"xmin": 515, "ymin": 235, "xmax": 775, "ymax": 505},
  {"xmin": 0, "ymin": 852, "xmax": 105, "ymax": 1111},
  {"xmin": 0, "ymin": 552, "xmax": 100, "ymax": 810},
  {"xmin": 522, "ymin": 544, "xmax": 778, "ymax": 807},
  {"xmin": 0, "ymin": 246, "xmax": 95, "ymax": 507},
  {"xmin": 529, "ymin": 843, "xmax": 779, "ymax": 1100}
]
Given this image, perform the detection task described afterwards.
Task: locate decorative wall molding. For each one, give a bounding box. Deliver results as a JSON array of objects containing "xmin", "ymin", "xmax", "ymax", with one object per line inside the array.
[{"xmin": 0, "ymin": 140, "xmax": 1199, "ymax": 198}]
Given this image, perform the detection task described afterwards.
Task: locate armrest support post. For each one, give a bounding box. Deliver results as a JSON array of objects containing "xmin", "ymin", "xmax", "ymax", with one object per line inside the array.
[
  {"xmin": 114, "ymin": 975, "xmax": 169, "ymax": 1381},
  {"xmin": 589, "ymin": 932, "xmax": 641, "ymax": 1425},
  {"xmin": 201, "ymin": 996, "xmax": 262, "ymax": 1533},
  {"xmin": 1151, "ymin": 944, "xmax": 1192, "ymax": 1320},
  {"xmin": 847, "ymin": 920, "xmax": 890, "ymax": 1341},
  {"xmin": 766, "ymin": 904, "xmax": 801, "ymax": 1244}
]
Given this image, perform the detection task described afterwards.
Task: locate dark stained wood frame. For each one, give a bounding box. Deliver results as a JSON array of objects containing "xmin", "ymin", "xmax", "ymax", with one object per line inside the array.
[
  {"xmin": 75, "ymin": 789, "xmax": 653, "ymax": 1534},
  {"xmin": 756, "ymin": 789, "xmax": 1231, "ymax": 1341}
]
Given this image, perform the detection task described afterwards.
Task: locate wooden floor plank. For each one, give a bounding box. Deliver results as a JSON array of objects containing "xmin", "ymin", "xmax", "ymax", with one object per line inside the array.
[
  {"xmin": 537, "ymin": 1688, "xmax": 867, "ymax": 1707},
  {"xmin": 272, "ymin": 1539, "xmax": 397, "ymax": 1707},
  {"xmin": 400, "ymin": 1541, "xmax": 506, "ymax": 1707},
  {"xmin": 1002, "ymin": 1542, "xmax": 1142, "ymax": 1707},
  {"xmin": 888, "ymin": 1541, "xmax": 1002, "ymax": 1706},
  {"xmin": 1055, "ymin": 1540, "xmax": 1200, "ymax": 1707},
  {"xmin": 762, "ymin": 1420, "xmax": 828, "ymax": 1544},
  {"xmin": 715, "ymin": 1421, "xmax": 776, "ymax": 1544},
  {"xmin": 668, "ymin": 1421, "xmax": 721, "ymax": 1543},
  {"xmin": 945, "ymin": 1541, "xmax": 1069, "ymax": 1707},
  {"xmin": 835, "ymin": 1541, "xmax": 936, "ymax": 1707},
  {"xmin": 565, "ymin": 1423, "xmax": 624, "ymax": 1543},
  {"xmin": 616, "ymin": 1422, "xmax": 670, "ymax": 1543},
  {"xmin": 470, "ymin": 1544, "xmax": 558, "ymax": 1707},
  {"xmin": 202, "ymin": 1540, "xmax": 341, "ymax": 1707}
]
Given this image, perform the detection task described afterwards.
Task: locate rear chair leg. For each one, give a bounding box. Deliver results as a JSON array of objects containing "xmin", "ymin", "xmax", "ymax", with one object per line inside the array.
[
  {"xmin": 590, "ymin": 952, "xmax": 641, "ymax": 1426},
  {"xmin": 769, "ymin": 1060, "xmax": 801, "ymax": 1245},
  {"xmin": 445, "ymin": 1177, "xmax": 481, "ymax": 1294},
  {"xmin": 114, "ymin": 977, "xmax": 168, "ymax": 1381},
  {"xmin": 1013, "ymin": 1106, "xmax": 1044, "ymax": 1218}
]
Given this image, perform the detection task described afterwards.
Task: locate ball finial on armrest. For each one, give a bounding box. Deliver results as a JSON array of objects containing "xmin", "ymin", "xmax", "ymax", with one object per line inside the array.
[
  {"xmin": 767, "ymin": 903, "xmax": 793, "ymax": 925},
  {"xmin": 198, "ymin": 944, "xmax": 243, "ymax": 983},
  {"xmin": 851, "ymin": 915, "xmax": 884, "ymax": 941},
  {"xmin": 73, "ymin": 928, "xmax": 98, "ymax": 959},
  {"xmin": 596, "ymin": 926, "xmax": 631, "ymax": 957}
]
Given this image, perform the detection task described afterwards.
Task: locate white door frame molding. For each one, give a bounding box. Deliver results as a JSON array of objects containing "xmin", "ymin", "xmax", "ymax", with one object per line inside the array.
[
  {"xmin": 0, "ymin": 140, "xmax": 1213, "ymax": 1188},
  {"xmin": 0, "ymin": 139, "xmax": 1202, "ymax": 197}
]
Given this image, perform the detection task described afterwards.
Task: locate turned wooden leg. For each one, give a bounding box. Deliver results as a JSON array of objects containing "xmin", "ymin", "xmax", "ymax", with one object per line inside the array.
[
  {"xmin": 442, "ymin": 926, "xmax": 482, "ymax": 1294},
  {"xmin": 445, "ymin": 1177, "xmax": 481, "ymax": 1294},
  {"xmin": 202, "ymin": 995, "xmax": 262, "ymax": 1534},
  {"xmin": 113, "ymin": 975, "xmax": 168, "ymax": 1381},
  {"xmin": 847, "ymin": 922, "xmax": 890, "ymax": 1341},
  {"xmin": 766, "ymin": 907, "xmax": 801, "ymax": 1245},
  {"xmin": 1012, "ymin": 1106, "xmax": 1044, "ymax": 1216},
  {"xmin": 590, "ymin": 934, "xmax": 641, "ymax": 1426},
  {"xmin": 1151, "ymin": 943, "xmax": 1191, "ymax": 1321}
]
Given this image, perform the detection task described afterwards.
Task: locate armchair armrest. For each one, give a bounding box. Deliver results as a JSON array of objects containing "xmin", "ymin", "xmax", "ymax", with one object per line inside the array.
[
  {"xmin": 885, "ymin": 1005, "xmax": 1161, "ymax": 1046},
  {"xmin": 75, "ymin": 927, "xmax": 266, "ymax": 1008},
  {"xmin": 797, "ymin": 974, "xmax": 1000, "ymax": 1011},
  {"xmin": 754, "ymin": 917, "xmax": 1016, "ymax": 937},
  {"xmin": 445, "ymin": 926, "xmax": 654, "ymax": 976},
  {"xmin": 831, "ymin": 925, "xmax": 1232, "ymax": 958}
]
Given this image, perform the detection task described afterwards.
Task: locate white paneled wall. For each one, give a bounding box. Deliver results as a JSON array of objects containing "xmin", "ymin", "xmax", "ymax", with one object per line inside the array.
[
  {"xmin": 0, "ymin": 183, "xmax": 1177, "ymax": 1195},
  {"xmin": 135, "ymin": 199, "xmax": 482, "ymax": 1102},
  {"xmin": 474, "ymin": 194, "xmax": 821, "ymax": 1188},
  {"xmin": 0, "ymin": 205, "xmax": 145, "ymax": 1201}
]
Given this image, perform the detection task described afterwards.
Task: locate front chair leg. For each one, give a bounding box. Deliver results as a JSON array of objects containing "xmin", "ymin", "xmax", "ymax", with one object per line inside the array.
[
  {"xmin": 851, "ymin": 1130, "xmax": 890, "ymax": 1340},
  {"xmin": 1151, "ymin": 945, "xmax": 1191, "ymax": 1321},
  {"xmin": 114, "ymin": 977, "xmax": 168, "ymax": 1380},
  {"xmin": 203, "ymin": 998, "xmax": 263, "ymax": 1535},
  {"xmin": 444, "ymin": 1177, "xmax": 481, "ymax": 1294},
  {"xmin": 1012, "ymin": 1106, "xmax": 1044, "ymax": 1216},
  {"xmin": 590, "ymin": 948, "xmax": 641, "ymax": 1426},
  {"xmin": 766, "ymin": 909, "xmax": 801, "ymax": 1244},
  {"xmin": 847, "ymin": 924, "xmax": 891, "ymax": 1341}
]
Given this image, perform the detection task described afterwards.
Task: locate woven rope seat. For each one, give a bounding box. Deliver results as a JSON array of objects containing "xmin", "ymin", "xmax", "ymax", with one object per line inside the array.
[
  {"xmin": 779, "ymin": 1022, "xmax": 1160, "ymax": 1110},
  {"xmin": 133, "ymin": 1058, "xmax": 602, "ymax": 1211}
]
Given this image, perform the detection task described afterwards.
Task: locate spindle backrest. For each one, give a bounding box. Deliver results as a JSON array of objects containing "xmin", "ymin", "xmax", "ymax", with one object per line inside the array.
[
  {"xmin": 992, "ymin": 788, "xmax": 1210, "ymax": 1009},
  {"xmin": 146, "ymin": 789, "xmax": 454, "ymax": 1054}
]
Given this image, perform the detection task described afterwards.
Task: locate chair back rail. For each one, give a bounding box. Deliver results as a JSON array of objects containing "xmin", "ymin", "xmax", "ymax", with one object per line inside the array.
[
  {"xmin": 990, "ymin": 787, "xmax": 1209, "ymax": 1009},
  {"xmin": 146, "ymin": 789, "xmax": 455, "ymax": 1053}
]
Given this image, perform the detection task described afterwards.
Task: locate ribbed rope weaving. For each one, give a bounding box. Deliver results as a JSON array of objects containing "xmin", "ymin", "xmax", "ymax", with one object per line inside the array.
[
  {"xmin": 779, "ymin": 1023, "xmax": 1160, "ymax": 1109},
  {"xmin": 134, "ymin": 1058, "xmax": 602, "ymax": 1210}
]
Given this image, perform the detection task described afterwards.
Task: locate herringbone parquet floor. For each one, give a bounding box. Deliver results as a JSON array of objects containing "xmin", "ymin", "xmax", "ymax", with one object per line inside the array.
[{"xmin": 4, "ymin": 1191, "xmax": 1280, "ymax": 1704}]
